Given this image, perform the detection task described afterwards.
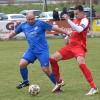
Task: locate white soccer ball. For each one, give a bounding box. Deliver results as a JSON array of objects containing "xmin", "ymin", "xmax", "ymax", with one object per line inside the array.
[{"xmin": 28, "ymin": 84, "xmax": 40, "ymax": 96}]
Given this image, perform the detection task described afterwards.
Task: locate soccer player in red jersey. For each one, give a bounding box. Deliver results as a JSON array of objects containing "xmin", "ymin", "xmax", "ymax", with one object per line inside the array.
[{"xmin": 50, "ymin": 5, "xmax": 98, "ymax": 95}]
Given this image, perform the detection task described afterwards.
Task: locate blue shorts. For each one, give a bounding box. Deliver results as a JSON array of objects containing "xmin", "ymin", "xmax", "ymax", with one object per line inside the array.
[{"xmin": 22, "ymin": 48, "xmax": 49, "ymax": 67}]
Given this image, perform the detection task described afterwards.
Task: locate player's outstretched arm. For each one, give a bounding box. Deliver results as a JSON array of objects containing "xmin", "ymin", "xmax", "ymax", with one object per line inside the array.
[
  {"xmin": 1, "ymin": 32, "xmax": 16, "ymax": 40},
  {"xmin": 52, "ymin": 25, "xmax": 70, "ymax": 36}
]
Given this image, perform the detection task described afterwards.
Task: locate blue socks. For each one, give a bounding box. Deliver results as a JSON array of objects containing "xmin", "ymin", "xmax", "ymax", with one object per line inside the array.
[
  {"xmin": 48, "ymin": 73, "xmax": 56, "ymax": 85},
  {"xmin": 20, "ymin": 67, "xmax": 56, "ymax": 85},
  {"xmin": 20, "ymin": 67, "xmax": 29, "ymax": 83}
]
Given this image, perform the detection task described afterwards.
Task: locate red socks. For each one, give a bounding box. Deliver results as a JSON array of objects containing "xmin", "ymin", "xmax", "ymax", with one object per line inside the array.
[
  {"xmin": 50, "ymin": 58, "xmax": 97, "ymax": 88},
  {"xmin": 79, "ymin": 64, "xmax": 96, "ymax": 89},
  {"xmin": 49, "ymin": 58, "xmax": 61, "ymax": 83}
]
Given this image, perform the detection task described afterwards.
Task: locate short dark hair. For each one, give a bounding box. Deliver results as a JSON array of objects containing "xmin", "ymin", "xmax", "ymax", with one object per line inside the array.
[{"xmin": 74, "ymin": 5, "xmax": 84, "ymax": 12}]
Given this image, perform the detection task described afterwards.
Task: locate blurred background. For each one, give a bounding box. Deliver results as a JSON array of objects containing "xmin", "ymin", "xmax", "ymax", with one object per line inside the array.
[{"xmin": 0, "ymin": 0, "xmax": 100, "ymax": 39}]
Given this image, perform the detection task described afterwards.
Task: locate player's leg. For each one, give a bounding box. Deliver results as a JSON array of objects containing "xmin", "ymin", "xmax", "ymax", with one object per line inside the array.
[
  {"xmin": 50, "ymin": 51, "xmax": 65, "ymax": 92},
  {"xmin": 16, "ymin": 48, "xmax": 36, "ymax": 89},
  {"xmin": 37, "ymin": 51, "xmax": 56, "ymax": 85},
  {"xmin": 16, "ymin": 59, "xmax": 30, "ymax": 89},
  {"xmin": 77, "ymin": 56, "xmax": 98, "ymax": 95},
  {"xmin": 42, "ymin": 67, "xmax": 56, "ymax": 85},
  {"xmin": 50, "ymin": 51, "xmax": 63, "ymax": 84},
  {"xmin": 75, "ymin": 47, "xmax": 98, "ymax": 95},
  {"xmin": 50, "ymin": 46, "xmax": 74, "ymax": 92}
]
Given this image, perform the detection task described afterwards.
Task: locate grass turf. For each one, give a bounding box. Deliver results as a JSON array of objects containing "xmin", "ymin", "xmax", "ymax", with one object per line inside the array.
[{"xmin": 0, "ymin": 38, "xmax": 100, "ymax": 100}]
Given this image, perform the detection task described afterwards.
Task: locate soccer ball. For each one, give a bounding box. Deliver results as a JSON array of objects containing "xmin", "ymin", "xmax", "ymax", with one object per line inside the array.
[{"xmin": 28, "ymin": 84, "xmax": 40, "ymax": 96}]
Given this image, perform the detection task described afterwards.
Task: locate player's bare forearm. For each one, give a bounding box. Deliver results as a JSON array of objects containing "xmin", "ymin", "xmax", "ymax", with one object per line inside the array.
[
  {"xmin": 53, "ymin": 26, "xmax": 65, "ymax": 33},
  {"xmin": 8, "ymin": 32, "xmax": 16, "ymax": 39},
  {"xmin": 52, "ymin": 26, "xmax": 70, "ymax": 36}
]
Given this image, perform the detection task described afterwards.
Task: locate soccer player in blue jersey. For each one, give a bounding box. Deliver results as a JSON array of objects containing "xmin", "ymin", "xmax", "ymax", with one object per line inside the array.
[{"xmin": 6, "ymin": 11, "xmax": 67, "ymax": 89}]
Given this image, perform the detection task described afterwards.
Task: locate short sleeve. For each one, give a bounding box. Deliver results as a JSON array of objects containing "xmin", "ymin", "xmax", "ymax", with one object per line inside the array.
[
  {"xmin": 15, "ymin": 23, "xmax": 23, "ymax": 34},
  {"xmin": 40, "ymin": 21, "xmax": 53, "ymax": 31}
]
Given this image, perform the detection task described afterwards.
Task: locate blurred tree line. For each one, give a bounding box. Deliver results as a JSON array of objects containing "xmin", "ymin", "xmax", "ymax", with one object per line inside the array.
[
  {"xmin": 2, "ymin": 0, "xmax": 100, "ymax": 5},
  {"xmin": 68, "ymin": 0, "xmax": 99, "ymax": 4}
]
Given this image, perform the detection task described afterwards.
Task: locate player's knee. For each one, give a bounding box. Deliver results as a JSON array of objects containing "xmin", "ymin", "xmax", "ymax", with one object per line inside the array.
[
  {"xmin": 19, "ymin": 62, "xmax": 26, "ymax": 68},
  {"xmin": 42, "ymin": 67, "xmax": 50, "ymax": 75},
  {"xmin": 77, "ymin": 56, "xmax": 85, "ymax": 64},
  {"xmin": 50, "ymin": 52, "xmax": 62, "ymax": 61},
  {"xmin": 19, "ymin": 59, "xmax": 29, "ymax": 68}
]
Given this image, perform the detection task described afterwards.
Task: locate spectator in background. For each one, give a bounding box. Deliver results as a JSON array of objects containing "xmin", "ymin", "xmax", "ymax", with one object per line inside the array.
[
  {"xmin": 68, "ymin": 11, "xmax": 74, "ymax": 20},
  {"xmin": 60, "ymin": 7, "xmax": 68, "ymax": 19},
  {"xmin": 53, "ymin": 8, "xmax": 60, "ymax": 21},
  {"xmin": 92, "ymin": 5, "xmax": 96, "ymax": 17}
]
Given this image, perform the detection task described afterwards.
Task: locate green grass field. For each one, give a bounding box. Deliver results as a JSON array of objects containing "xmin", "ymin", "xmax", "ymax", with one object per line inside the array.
[{"xmin": 0, "ymin": 38, "xmax": 100, "ymax": 100}]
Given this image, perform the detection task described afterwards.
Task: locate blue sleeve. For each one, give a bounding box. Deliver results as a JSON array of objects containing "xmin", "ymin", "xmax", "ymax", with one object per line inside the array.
[
  {"xmin": 41, "ymin": 21, "xmax": 53, "ymax": 31},
  {"xmin": 15, "ymin": 23, "xmax": 23, "ymax": 34}
]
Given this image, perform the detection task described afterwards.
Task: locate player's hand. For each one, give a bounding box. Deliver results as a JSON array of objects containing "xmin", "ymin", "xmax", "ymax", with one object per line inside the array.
[
  {"xmin": 62, "ymin": 14, "xmax": 70, "ymax": 20},
  {"xmin": 64, "ymin": 35, "xmax": 70, "ymax": 44},
  {"xmin": 1, "ymin": 33, "xmax": 10, "ymax": 40},
  {"xmin": 65, "ymin": 28, "xmax": 72, "ymax": 36}
]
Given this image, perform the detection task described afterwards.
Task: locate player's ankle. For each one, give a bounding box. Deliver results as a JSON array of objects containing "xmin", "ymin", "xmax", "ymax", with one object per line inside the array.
[{"xmin": 57, "ymin": 79, "xmax": 62, "ymax": 84}]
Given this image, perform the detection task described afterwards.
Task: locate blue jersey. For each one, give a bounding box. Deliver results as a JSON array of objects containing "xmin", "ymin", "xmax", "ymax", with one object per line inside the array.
[{"xmin": 15, "ymin": 20, "xmax": 52, "ymax": 53}]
